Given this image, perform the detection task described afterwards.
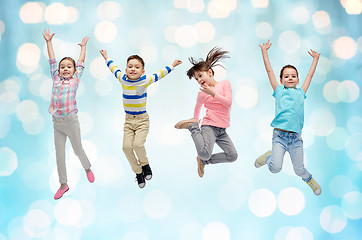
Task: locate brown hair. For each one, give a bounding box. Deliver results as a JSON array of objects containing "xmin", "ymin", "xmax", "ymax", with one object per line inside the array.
[
  {"xmin": 127, "ymin": 55, "xmax": 145, "ymax": 69},
  {"xmin": 280, "ymin": 65, "xmax": 298, "ymax": 79},
  {"xmin": 59, "ymin": 57, "xmax": 76, "ymax": 70},
  {"xmin": 186, "ymin": 47, "xmax": 229, "ymax": 79}
]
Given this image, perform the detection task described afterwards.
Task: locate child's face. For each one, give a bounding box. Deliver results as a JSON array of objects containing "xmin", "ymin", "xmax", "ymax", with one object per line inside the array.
[
  {"xmin": 280, "ymin": 68, "xmax": 299, "ymax": 88},
  {"xmin": 59, "ymin": 59, "xmax": 75, "ymax": 78},
  {"xmin": 125, "ymin": 59, "xmax": 145, "ymax": 80},
  {"xmin": 194, "ymin": 69, "xmax": 213, "ymax": 87}
]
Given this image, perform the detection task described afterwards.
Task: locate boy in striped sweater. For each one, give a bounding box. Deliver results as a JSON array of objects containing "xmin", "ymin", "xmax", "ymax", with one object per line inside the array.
[{"xmin": 100, "ymin": 50, "xmax": 182, "ymax": 188}]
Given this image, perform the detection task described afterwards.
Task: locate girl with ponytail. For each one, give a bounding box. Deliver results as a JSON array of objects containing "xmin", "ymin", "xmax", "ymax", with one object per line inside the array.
[{"xmin": 175, "ymin": 47, "xmax": 238, "ymax": 178}]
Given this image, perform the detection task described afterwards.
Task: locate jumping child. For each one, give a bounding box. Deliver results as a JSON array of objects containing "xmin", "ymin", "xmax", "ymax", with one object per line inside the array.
[
  {"xmin": 100, "ymin": 50, "xmax": 182, "ymax": 188},
  {"xmin": 43, "ymin": 29, "xmax": 94, "ymax": 200},
  {"xmin": 255, "ymin": 40, "xmax": 321, "ymax": 196},
  {"xmin": 175, "ymin": 47, "xmax": 238, "ymax": 177}
]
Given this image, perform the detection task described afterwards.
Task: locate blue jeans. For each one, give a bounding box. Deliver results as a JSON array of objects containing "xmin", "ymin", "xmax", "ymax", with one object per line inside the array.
[
  {"xmin": 266, "ymin": 129, "xmax": 312, "ymax": 182},
  {"xmin": 189, "ymin": 123, "xmax": 238, "ymax": 165}
]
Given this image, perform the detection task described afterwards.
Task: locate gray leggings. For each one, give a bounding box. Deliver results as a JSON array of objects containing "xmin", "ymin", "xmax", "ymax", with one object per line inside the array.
[
  {"xmin": 189, "ymin": 123, "xmax": 238, "ymax": 165},
  {"xmin": 53, "ymin": 114, "xmax": 91, "ymax": 184}
]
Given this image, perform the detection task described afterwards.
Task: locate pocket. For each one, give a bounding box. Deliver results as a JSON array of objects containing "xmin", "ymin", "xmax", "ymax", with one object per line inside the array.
[
  {"xmin": 140, "ymin": 116, "xmax": 150, "ymax": 127},
  {"xmin": 272, "ymin": 130, "xmax": 281, "ymax": 139},
  {"xmin": 70, "ymin": 115, "xmax": 79, "ymax": 122},
  {"xmin": 297, "ymin": 134, "xmax": 303, "ymax": 143}
]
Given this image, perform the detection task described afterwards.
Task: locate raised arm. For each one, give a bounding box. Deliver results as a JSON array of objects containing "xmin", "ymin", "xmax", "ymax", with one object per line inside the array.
[
  {"xmin": 78, "ymin": 37, "xmax": 90, "ymax": 63},
  {"xmin": 259, "ymin": 40, "xmax": 278, "ymax": 91},
  {"xmin": 100, "ymin": 50, "xmax": 126, "ymax": 82},
  {"xmin": 302, "ymin": 49, "xmax": 320, "ymax": 93},
  {"xmin": 172, "ymin": 59, "xmax": 182, "ymax": 67},
  {"xmin": 99, "ymin": 49, "xmax": 108, "ymax": 60},
  {"xmin": 144, "ymin": 59, "xmax": 182, "ymax": 86},
  {"xmin": 42, "ymin": 29, "xmax": 55, "ymax": 59}
]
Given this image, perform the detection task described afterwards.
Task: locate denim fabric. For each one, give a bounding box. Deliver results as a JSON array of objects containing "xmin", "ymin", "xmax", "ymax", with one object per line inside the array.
[
  {"xmin": 189, "ymin": 123, "xmax": 238, "ymax": 165},
  {"xmin": 266, "ymin": 129, "xmax": 312, "ymax": 182}
]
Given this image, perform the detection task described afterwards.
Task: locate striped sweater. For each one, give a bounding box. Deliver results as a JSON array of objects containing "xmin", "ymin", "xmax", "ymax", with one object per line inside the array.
[{"xmin": 106, "ymin": 58, "xmax": 174, "ymax": 115}]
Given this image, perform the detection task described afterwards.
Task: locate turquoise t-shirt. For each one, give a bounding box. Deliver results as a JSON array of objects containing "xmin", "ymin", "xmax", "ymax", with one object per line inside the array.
[{"xmin": 270, "ymin": 85, "xmax": 306, "ymax": 133}]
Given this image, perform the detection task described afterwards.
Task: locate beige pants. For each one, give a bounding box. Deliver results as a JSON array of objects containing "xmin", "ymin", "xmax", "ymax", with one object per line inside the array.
[
  {"xmin": 53, "ymin": 113, "xmax": 91, "ymax": 184},
  {"xmin": 123, "ymin": 113, "xmax": 150, "ymax": 174}
]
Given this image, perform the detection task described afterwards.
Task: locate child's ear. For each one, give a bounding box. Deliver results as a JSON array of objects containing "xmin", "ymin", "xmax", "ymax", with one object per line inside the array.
[
  {"xmin": 208, "ymin": 69, "xmax": 213, "ymax": 76},
  {"xmin": 142, "ymin": 69, "xmax": 145, "ymax": 75}
]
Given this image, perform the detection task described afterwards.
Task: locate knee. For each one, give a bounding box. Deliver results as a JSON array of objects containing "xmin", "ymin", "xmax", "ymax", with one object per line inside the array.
[
  {"xmin": 55, "ymin": 148, "xmax": 65, "ymax": 156},
  {"xmin": 122, "ymin": 143, "xmax": 133, "ymax": 153},
  {"xmin": 293, "ymin": 168, "xmax": 305, "ymax": 177},
  {"xmin": 269, "ymin": 166, "xmax": 282, "ymax": 174},
  {"xmin": 133, "ymin": 142, "xmax": 144, "ymax": 152},
  {"xmin": 198, "ymin": 150, "xmax": 212, "ymax": 161},
  {"xmin": 73, "ymin": 148, "xmax": 84, "ymax": 157},
  {"xmin": 227, "ymin": 152, "xmax": 238, "ymax": 162}
]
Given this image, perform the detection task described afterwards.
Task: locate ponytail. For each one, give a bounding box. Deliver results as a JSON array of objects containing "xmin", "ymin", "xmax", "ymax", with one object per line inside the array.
[{"xmin": 186, "ymin": 47, "xmax": 229, "ymax": 79}]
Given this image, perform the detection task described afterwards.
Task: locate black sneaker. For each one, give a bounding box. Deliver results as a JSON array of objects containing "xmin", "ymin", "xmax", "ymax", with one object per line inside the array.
[
  {"xmin": 136, "ymin": 173, "xmax": 145, "ymax": 188},
  {"xmin": 142, "ymin": 164, "xmax": 152, "ymax": 180}
]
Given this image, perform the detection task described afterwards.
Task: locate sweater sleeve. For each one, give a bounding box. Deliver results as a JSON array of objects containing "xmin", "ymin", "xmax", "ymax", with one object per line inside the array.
[
  {"xmin": 105, "ymin": 58, "xmax": 126, "ymax": 83},
  {"xmin": 193, "ymin": 92, "xmax": 204, "ymax": 120},
  {"xmin": 213, "ymin": 80, "xmax": 232, "ymax": 107},
  {"xmin": 144, "ymin": 65, "xmax": 174, "ymax": 87}
]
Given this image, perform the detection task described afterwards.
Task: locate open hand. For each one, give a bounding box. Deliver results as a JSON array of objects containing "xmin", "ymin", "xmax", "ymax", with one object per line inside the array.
[
  {"xmin": 78, "ymin": 37, "xmax": 90, "ymax": 47},
  {"xmin": 259, "ymin": 40, "xmax": 272, "ymax": 51},
  {"xmin": 172, "ymin": 59, "xmax": 182, "ymax": 67},
  {"xmin": 99, "ymin": 50, "xmax": 108, "ymax": 59},
  {"xmin": 308, "ymin": 49, "xmax": 320, "ymax": 59},
  {"xmin": 42, "ymin": 29, "xmax": 55, "ymax": 42}
]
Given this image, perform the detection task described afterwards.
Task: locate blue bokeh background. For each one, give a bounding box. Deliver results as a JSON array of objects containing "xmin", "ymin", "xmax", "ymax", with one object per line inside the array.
[{"xmin": 0, "ymin": 0, "xmax": 361, "ymax": 239}]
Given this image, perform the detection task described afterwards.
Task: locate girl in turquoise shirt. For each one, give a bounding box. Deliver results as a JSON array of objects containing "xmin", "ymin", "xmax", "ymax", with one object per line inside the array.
[{"xmin": 255, "ymin": 40, "xmax": 321, "ymax": 196}]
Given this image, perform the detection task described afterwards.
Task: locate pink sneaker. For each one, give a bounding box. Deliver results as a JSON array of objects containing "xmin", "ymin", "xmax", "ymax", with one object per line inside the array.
[
  {"xmin": 87, "ymin": 170, "xmax": 95, "ymax": 183},
  {"xmin": 54, "ymin": 185, "xmax": 69, "ymax": 200}
]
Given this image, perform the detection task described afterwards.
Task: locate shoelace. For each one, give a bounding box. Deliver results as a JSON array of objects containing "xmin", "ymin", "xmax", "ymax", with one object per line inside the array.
[{"xmin": 308, "ymin": 180, "xmax": 319, "ymax": 191}]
